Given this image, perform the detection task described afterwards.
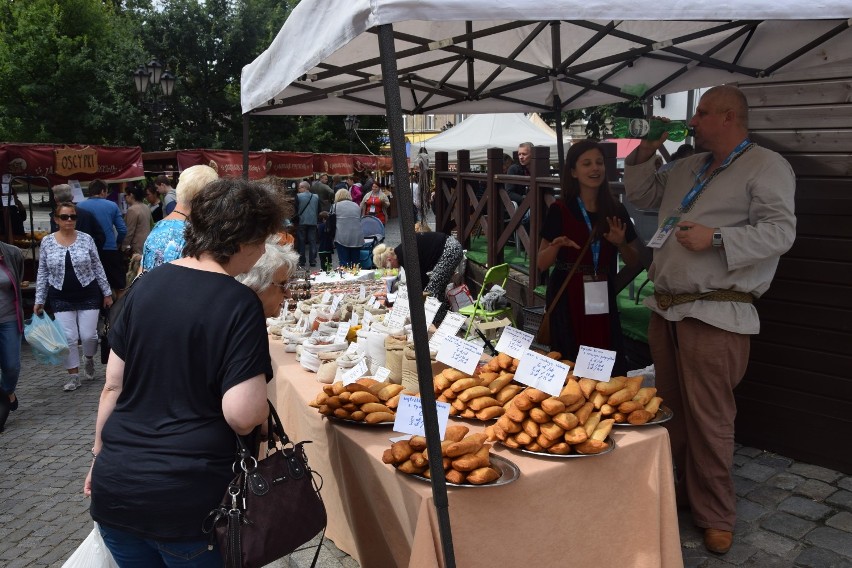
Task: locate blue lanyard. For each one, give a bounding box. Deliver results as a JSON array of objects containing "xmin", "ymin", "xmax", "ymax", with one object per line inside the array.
[
  {"xmin": 576, "ymin": 198, "xmax": 600, "ymax": 275},
  {"xmin": 678, "ymin": 138, "xmax": 751, "ymax": 212}
]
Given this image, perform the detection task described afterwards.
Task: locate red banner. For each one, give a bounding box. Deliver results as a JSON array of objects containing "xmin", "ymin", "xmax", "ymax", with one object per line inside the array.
[
  {"xmin": 266, "ymin": 152, "xmax": 313, "ymax": 179},
  {"xmin": 0, "ymin": 143, "xmax": 144, "ymax": 186},
  {"xmin": 313, "ymin": 154, "xmax": 394, "ymax": 175},
  {"xmin": 176, "ymin": 150, "xmax": 270, "ymax": 180}
]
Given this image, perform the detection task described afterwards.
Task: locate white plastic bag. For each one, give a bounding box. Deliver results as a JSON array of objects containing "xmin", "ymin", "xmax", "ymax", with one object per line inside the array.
[
  {"xmin": 62, "ymin": 523, "xmax": 118, "ymax": 568},
  {"xmin": 24, "ymin": 312, "xmax": 69, "ymax": 365}
]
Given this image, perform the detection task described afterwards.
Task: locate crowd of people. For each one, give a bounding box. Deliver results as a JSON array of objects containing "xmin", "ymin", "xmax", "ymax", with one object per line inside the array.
[{"xmin": 0, "ymin": 85, "xmax": 797, "ymax": 562}]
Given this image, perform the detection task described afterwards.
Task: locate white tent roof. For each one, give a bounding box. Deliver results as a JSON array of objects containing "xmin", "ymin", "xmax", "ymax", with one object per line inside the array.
[
  {"xmin": 421, "ymin": 114, "xmax": 562, "ymax": 164},
  {"xmin": 529, "ymin": 114, "xmax": 557, "ymax": 138},
  {"xmin": 241, "ymin": 0, "xmax": 852, "ymax": 116}
]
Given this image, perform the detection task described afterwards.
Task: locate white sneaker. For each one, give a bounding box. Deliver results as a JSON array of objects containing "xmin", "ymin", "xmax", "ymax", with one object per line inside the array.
[
  {"xmin": 63, "ymin": 375, "xmax": 82, "ymax": 392},
  {"xmin": 84, "ymin": 358, "xmax": 95, "ymax": 380}
]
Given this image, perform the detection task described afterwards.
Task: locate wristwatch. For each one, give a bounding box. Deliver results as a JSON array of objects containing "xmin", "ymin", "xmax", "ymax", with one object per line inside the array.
[{"xmin": 712, "ymin": 228, "xmax": 723, "ymax": 248}]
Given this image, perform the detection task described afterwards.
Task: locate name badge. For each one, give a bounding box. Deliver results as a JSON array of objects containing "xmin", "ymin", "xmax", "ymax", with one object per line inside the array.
[
  {"xmin": 647, "ymin": 215, "xmax": 680, "ymax": 249},
  {"xmin": 583, "ymin": 279, "xmax": 609, "ymax": 315}
]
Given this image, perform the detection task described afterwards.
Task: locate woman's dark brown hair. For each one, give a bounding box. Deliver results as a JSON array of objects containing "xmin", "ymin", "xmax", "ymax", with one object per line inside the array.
[{"xmin": 559, "ymin": 139, "xmax": 619, "ymax": 237}]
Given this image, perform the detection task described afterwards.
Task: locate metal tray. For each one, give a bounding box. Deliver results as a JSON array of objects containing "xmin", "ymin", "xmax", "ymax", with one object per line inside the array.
[
  {"xmin": 406, "ymin": 454, "xmax": 520, "ymax": 488},
  {"xmin": 325, "ymin": 415, "xmax": 395, "ymax": 426},
  {"xmin": 498, "ymin": 435, "xmax": 616, "ymax": 458},
  {"xmin": 612, "ymin": 405, "xmax": 673, "ymax": 427}
]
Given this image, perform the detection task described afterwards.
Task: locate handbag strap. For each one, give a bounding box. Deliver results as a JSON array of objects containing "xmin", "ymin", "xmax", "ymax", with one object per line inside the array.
[{"xmin": 543, "ymin": 234, "xmax": 594, "ymax": 317}]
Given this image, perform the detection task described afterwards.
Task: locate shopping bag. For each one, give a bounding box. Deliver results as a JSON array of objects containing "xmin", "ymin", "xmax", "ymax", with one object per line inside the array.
[
  {"xmin": 23, "ymin": 312, "xmax": 69, "ymax": 365},
  {"xmin": 61, "ymin": 523, "xmax": 118, "ymax": 568}
]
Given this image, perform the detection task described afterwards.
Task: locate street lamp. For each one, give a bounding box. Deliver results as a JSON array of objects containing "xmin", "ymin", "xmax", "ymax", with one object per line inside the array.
[
  {"xmin": 343, "ymin": 115, "xmax": 360, "ymax": 154},
  {"xmin": 132, "ymin": 59, "xmax": 176, "ymax": 151}
]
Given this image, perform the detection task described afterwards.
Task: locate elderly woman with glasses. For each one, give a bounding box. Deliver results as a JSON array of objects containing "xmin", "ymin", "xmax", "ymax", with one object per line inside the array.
[
  {"xmin": 34, "ymin": 202, "xmax": 113, "ymax": 392},
  {"xmin": 236, "ymin": 238, "xmax": 300, "ymax": 317}
]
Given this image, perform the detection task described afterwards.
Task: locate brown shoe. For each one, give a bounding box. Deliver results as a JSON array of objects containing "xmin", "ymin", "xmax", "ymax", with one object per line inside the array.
[{"xmin": 704, "ymin": 528, "xmax": 733, "ymax": 554}]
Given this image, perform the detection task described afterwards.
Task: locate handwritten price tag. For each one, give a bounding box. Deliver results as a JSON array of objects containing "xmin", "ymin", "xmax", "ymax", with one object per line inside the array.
[
  {"xmin": 345, "ymin": 342, "xmax": 360, "ymax": 355},
  {"xmin": 428, "ymin": 311, "xmax": 468, "ymax": 352},
  {"xmin": 393, "ymin": 394, "xmax": 449, "ymax": 439},
  {"xmin": 334, "ymin": 321, "xmax": 351, "ymax": 344},
  {"xmin": 385, "ymin": 302, "xmax": 409, "ymax": 329},
  {"xmin": 436, "ymin": 335, "xmax": 483, "ymax": 376},
  {"xmin": 329, "ymin": 294, "xmax": 343, "ymax": 315},
  {"xmin": 424, "ymin": 296, "xmax": 442, "ymax": 326},
  {"xmin": 342, "ymin": 359, "xmax": 369, "ymax": 385},
  {"xmin": 350, "ymin": 312, "xmax": 359, "ymax": 326},
  {"xmin": 280, "ymin": 300, "xmax": 289, "ymax": 318},
  {"xmin": 495, "ymin": 326, "xmax": 534, "ymax": 360},
  {"xmin": 573, "ymin": 345, "xmax": 617, "ymax": 381},
  {"xmin": 514, "ymin": 350, "xmax": 571, "ymax": 397},
  {"xmin": 374, "ymin": 366, "xmax": 391, "ymax": 382},
  {"xmin": 321, "ymin": 291, "xmax": 332, "ymax": 304},
  {"xmin": 359, "ymin": 284, "xmax": 366, "ymax": 300}
]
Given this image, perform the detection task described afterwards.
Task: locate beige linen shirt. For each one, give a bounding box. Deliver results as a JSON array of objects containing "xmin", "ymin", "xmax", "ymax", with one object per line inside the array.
[{"xmin": 624, "ymin": 145, "xmax": 796, "ymax": 334}]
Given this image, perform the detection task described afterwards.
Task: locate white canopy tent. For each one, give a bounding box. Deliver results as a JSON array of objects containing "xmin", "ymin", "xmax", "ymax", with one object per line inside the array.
[
  {"xmin": 420, "ymin": 113, "xmax": 563, "ymax": 164},
  {"xmin": 241, "ymin": 4, "xmax": 852, "ymax": 566}
]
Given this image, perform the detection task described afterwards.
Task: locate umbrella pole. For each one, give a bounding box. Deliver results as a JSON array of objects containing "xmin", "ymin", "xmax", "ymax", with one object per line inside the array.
[{"xmin": 377, "ymin": 24, "xmax": 457, "ymax": 568}]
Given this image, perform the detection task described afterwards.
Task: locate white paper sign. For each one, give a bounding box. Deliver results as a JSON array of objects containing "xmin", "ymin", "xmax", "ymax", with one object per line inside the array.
[
  {"xmin": 321, "ymin": 291, "xmax": 332, "ymax": 304},
  {"xmin": 385, "ymin": 302, "xmax": 409, "ymax": 329},
  {"xmin": 359, "ymin": 284, "xmax": 366, "ymax": 300},
  {"xmin": 393, "ymin": 394, "xmax": 449, "ymax": 439},
  {"xmin": 281, "ymin": 300, "xmax": 289, "ymax": 318},
  {"xmin": 329, "ymin": 294, "xmax": 343, "ymax": 314},
  {"xmin": 573, "ymin": 345, "xmax": 617, "ymax": 381},
  {"xmin": 69, "ymin": 180, "xmax": 85, "ymax": 203},
  {"xmin": 334, "ymin": 321, "xmax": 351, "ymax": 344},
  {"xmin": 362, "ymin": 310, "xmax": 373, "ymax": 324},
  {"xmin": 345, "ymin": 342, "xmax": 360, "ymax": 355},
  {"xmin": 514, "ymin": 350, "xmax": 571, "ymax": 397},
  {"xmin": 350, "ymin": 312, "xmax": 359, "ymax": 326},
  {"xmin": 436, "ymin": 335, "xmax": 483, "ymax": 376},
  {"xmin": 495, "ymin": 326, "xmax": 534, "ymax": 360},
  {"xmin": 428, "ymin": 311, "xmax": 467, "ymax": 352},
  {"xmin": 423, "ymin": 296, "xmax": 442, "ymax": 326},
  {"xmin": 342, "ymin": 359, "xmax": 369, "ymax": 385},
  {"xmin": 374, "ymin": 366, "xmax": 391, "ymax": 382}
]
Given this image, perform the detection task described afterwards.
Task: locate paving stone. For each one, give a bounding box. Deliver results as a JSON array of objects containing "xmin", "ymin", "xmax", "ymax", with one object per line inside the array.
[
  {"xmin": 838, "ymin": 477, "xmax": 852, "ymax": 493},
  {"xmin": 742, "ymin": 530, "xmax": 800, "ymax": 556},
  {"xmin": 737, "ymin": 498, "xmax": 770, "ymax": 522},
  {"xmin": 735, "ymin": 476, "xmax": 760, "ymax": 497},
  {"xmin": 789, "ymin": 464, "xmax": 844, "ymax": 484},
  {"xmin": 737, "ymin": 447, "xmax": 764, "ymax": 458},
  {"xmin": 749, "ymin": 486, "xmax": 793, "ymax": 508},
  {"xmin": 796, "ymin": 479, "xmax": 840, "ymax": 502},
  {"xmin": 742, "ymin": 550, "xmax": 800, "ymax": 567},
  {"xmin": 779, "ymin": 496, "xmax": 834, "ymax": 521},
  {"xmin": 826, "ymin": 512, "xmax": 852, "ymax": 533},
  {"xmin": 761, "ymin": 512, "xmax": 818, "ymax": 540},
  {"xmin": 827, "ymin": 491, "xmax": 852, "ymax": 511},
  {"xmin": 682, "ymin": 548, "xmax": 710, "ymax": 568},
  {"xmin": 807, "ymin": 527, "xmax": 852, "ymax": 559},
  {"xmin": 770, "ymin": 472, "xmax": 806, "ymax": 491},
  {"xmin": 737, "ymin": 462, "xmax": 777, "ymax": 483},
  {"xmin": 715, "ymin": 541, "xmax": 760, "ymax": 566},
  {"xmin": 794, "ymin": 546, "xmax": 852, "ymax": 568},
  {"xmin": 756, "ymin": 454, "xmax": 795, "ymax": 470},
  {"xmin": 734, "ymin": 453, "xmax": 753, "ymax": 467}
]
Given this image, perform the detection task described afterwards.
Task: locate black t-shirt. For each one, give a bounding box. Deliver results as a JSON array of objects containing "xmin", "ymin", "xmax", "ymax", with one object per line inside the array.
[
  {"xmin": 394, "ymin": 232, "xmax": 449, "ymax": 287},
  {"xmin": 91, "ymin": 263, "xmax": 273, "ymax": 541}
]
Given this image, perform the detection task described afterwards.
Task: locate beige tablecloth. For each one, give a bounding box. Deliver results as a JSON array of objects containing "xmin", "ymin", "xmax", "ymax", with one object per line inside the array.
[{"xmin": 268, "ymin": 339, "xmax": 683, "ymax": 568}]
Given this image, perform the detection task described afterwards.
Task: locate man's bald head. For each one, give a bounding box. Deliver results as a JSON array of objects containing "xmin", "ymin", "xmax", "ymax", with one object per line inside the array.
[{"xmin": 703, "ymin": 85, "xmax": 749, "ymax": 130}]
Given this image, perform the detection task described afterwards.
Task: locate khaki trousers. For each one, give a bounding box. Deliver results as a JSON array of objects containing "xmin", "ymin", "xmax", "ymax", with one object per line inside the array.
[{"xmin": 648, "ymin": 313, "xmax": 750, "ymax": 532}]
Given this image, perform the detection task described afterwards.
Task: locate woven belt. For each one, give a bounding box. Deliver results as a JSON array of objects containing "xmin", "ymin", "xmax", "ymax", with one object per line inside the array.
[
  {"xmin": 654, "ymin": 289, "xmax": 755, "ymax": 310},
  {"xmin": 554, "ymin": 261, "xmax": 608, "ymax": 275}
]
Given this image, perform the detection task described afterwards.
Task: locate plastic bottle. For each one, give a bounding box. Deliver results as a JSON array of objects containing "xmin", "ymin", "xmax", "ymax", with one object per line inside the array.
[{"xmin": 611, "ymin": 118, "xmax": 691, "ymax": 142}]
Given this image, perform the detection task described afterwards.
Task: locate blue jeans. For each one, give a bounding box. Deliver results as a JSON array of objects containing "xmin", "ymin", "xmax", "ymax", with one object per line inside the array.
[
  {"xmin": 0, "ymin": 320, "xmax": 21, "ymax": 395},
  {"xmin": 296, "ymin": 225, "xmax": 318, "ymax": 266},
  {"xmin": 336, "ymin": 244, "xmax": 362, "ymax": 267},
  {"xmin": 99, "ymin": 524, "xmax": 222, "ymax": 568}
]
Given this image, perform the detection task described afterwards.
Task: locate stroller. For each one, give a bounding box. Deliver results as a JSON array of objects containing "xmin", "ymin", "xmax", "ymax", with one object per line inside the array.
[{"xmin": 360, "ymin": 215, "xmax": 386, "ymax": 269}]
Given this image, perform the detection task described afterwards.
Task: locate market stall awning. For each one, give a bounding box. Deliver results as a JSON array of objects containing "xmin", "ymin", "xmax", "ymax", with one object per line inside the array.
[
  {"xmin": 0, "ymin": 143, "xmax": 144, "ymax": 186},
  {"xmin": 241, "ymin": 1, "xmax": 852, "ymax": 117}
]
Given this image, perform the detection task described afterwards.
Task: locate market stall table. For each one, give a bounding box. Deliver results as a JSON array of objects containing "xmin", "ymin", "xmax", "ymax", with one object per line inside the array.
[{"xmin": 267, "ymin": 339, "xmax": 683, "ymax": 568}]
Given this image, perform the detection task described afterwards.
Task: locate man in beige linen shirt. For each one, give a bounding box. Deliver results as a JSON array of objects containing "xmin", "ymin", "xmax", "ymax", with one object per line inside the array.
[{"xmin": 623, "ymin": 85, "xmax": 796, "ymax": 555}]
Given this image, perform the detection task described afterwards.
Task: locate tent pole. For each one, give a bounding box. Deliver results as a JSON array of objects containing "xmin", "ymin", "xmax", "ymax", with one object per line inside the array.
[
  {"xmin": 377, "ymin": 24, "xmax": 457, "ymax": 568},
  {"xmin": 242, "ymin": 115, "xmax": 250, "ymax": 181}
]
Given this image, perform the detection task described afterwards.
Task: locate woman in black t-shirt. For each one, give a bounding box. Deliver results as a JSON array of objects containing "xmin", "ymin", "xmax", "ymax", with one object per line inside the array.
[{"xmin": 85, "ymin": 178, "xmax": 289, "ymax": 567}]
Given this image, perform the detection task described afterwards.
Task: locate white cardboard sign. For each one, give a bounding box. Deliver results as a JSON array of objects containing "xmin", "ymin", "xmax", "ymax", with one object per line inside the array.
[
  {"xmin": 436, "ymin": 335, "xmax": 483, "ymax": 376},
  {"xmin": 573, "ymin": 345, "xmax": 617, "ymax": 381},
  {"xmin": 495, "ymin": 326, "xmax": 534, "ymax": 360},
  {"xmin": 393, "ymin": 394, "xmax": 449, "ymax": 439},
  {"xmin": 514, "ymin": 350, "xmax": 571, "ymax": 397},
  {"xmin": 341, "ymin": 359, "xmax": 369, "ymax": 385}
]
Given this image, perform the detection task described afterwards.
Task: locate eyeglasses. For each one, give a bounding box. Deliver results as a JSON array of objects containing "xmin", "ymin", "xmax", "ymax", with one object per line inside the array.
[
  {"xmin": 271, "ymin": 281, "xmax": 292, "ymax": 292},
  {"xmin": 57, "ymin": 214, "xmax": 77, "ymax": 221}
]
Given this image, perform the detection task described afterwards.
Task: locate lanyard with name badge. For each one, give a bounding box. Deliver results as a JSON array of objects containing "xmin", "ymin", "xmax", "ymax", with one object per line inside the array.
[
  {"xmin": 576, "ymin": 198, "xmax": 609, "ymax": 315},
  {"xmin": 647, "ymin": 139, "xmax": 753, "ymax": 249}
]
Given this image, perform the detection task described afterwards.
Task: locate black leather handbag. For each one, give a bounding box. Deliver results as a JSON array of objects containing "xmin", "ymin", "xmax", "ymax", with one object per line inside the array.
[{"xmin": 204, "ymin": 401, "xmax": 327, "ymax": 568}]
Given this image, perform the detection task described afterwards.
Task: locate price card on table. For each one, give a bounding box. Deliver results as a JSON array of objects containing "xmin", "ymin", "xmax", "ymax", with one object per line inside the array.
[
  {"xmin": 362, "ymin": 310, "xmax": 373, "ymax": 324},
  {"xmin": 350, "ymin": 312, "xmax": 359, "ymax": 326},
  {"xmin": 359, "ymin": 284, "xmax": 366, "ymax": 300},
  {"xmin": 423, "ymin": 297, "xmax": 442, "ymax": 326},
  {"xmin": 334, "ymin": 321, "xmax": 351, "ymax": 344},
  {"xmin": 329, "ymin": 294, "xmax": 343, "ymax": 315},
  {"xmin": 573, "ymin": 345, "xmax": 617, "ymax": 381},
  {"xmin": 436, "ymin": 335, "xmax": 483, "ymax": 376},
  {"xmin": 341, "ymin": 359, "xmax": 369, "ymax": 385},
  {"xmin": 374, "ymin": 366, "xmax": 391, "ymax": 382},
  {"xmin": 514, "ymin": 349, "xmax": 571, "ymax": 397},
  {"xmin": 385, "ymin": 302, "xmax": 409, "ymax": 330},
  {"xmin": 345, "ymin": 342, "xmax": 360, "ymax": 355},
  {"xmin": 300, "ymin": 318, "xmax": 310, "ymax": 332},
  {"xmin": 393, "ymin": 394, "xmax": 449, "ymax": 439},
  {"xmin": 279, "ymin": 300, "xmax": 289, "ymax": 318},
  {"xmin": 321, "ymin": 291, "xmax": 332, "ymax": 304},
  {"xmin": 495, "ymin": 326, "xmax": 534, "ymax": 360},
  {"xmin": 428, "ymin": 311, "xmax": 467, "ymax": 352}
]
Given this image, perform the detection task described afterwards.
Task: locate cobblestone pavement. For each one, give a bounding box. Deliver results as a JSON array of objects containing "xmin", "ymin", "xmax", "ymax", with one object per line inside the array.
[{"xmin": 2, "ymin": 213, "xmax": 850, "ymax": 567}]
